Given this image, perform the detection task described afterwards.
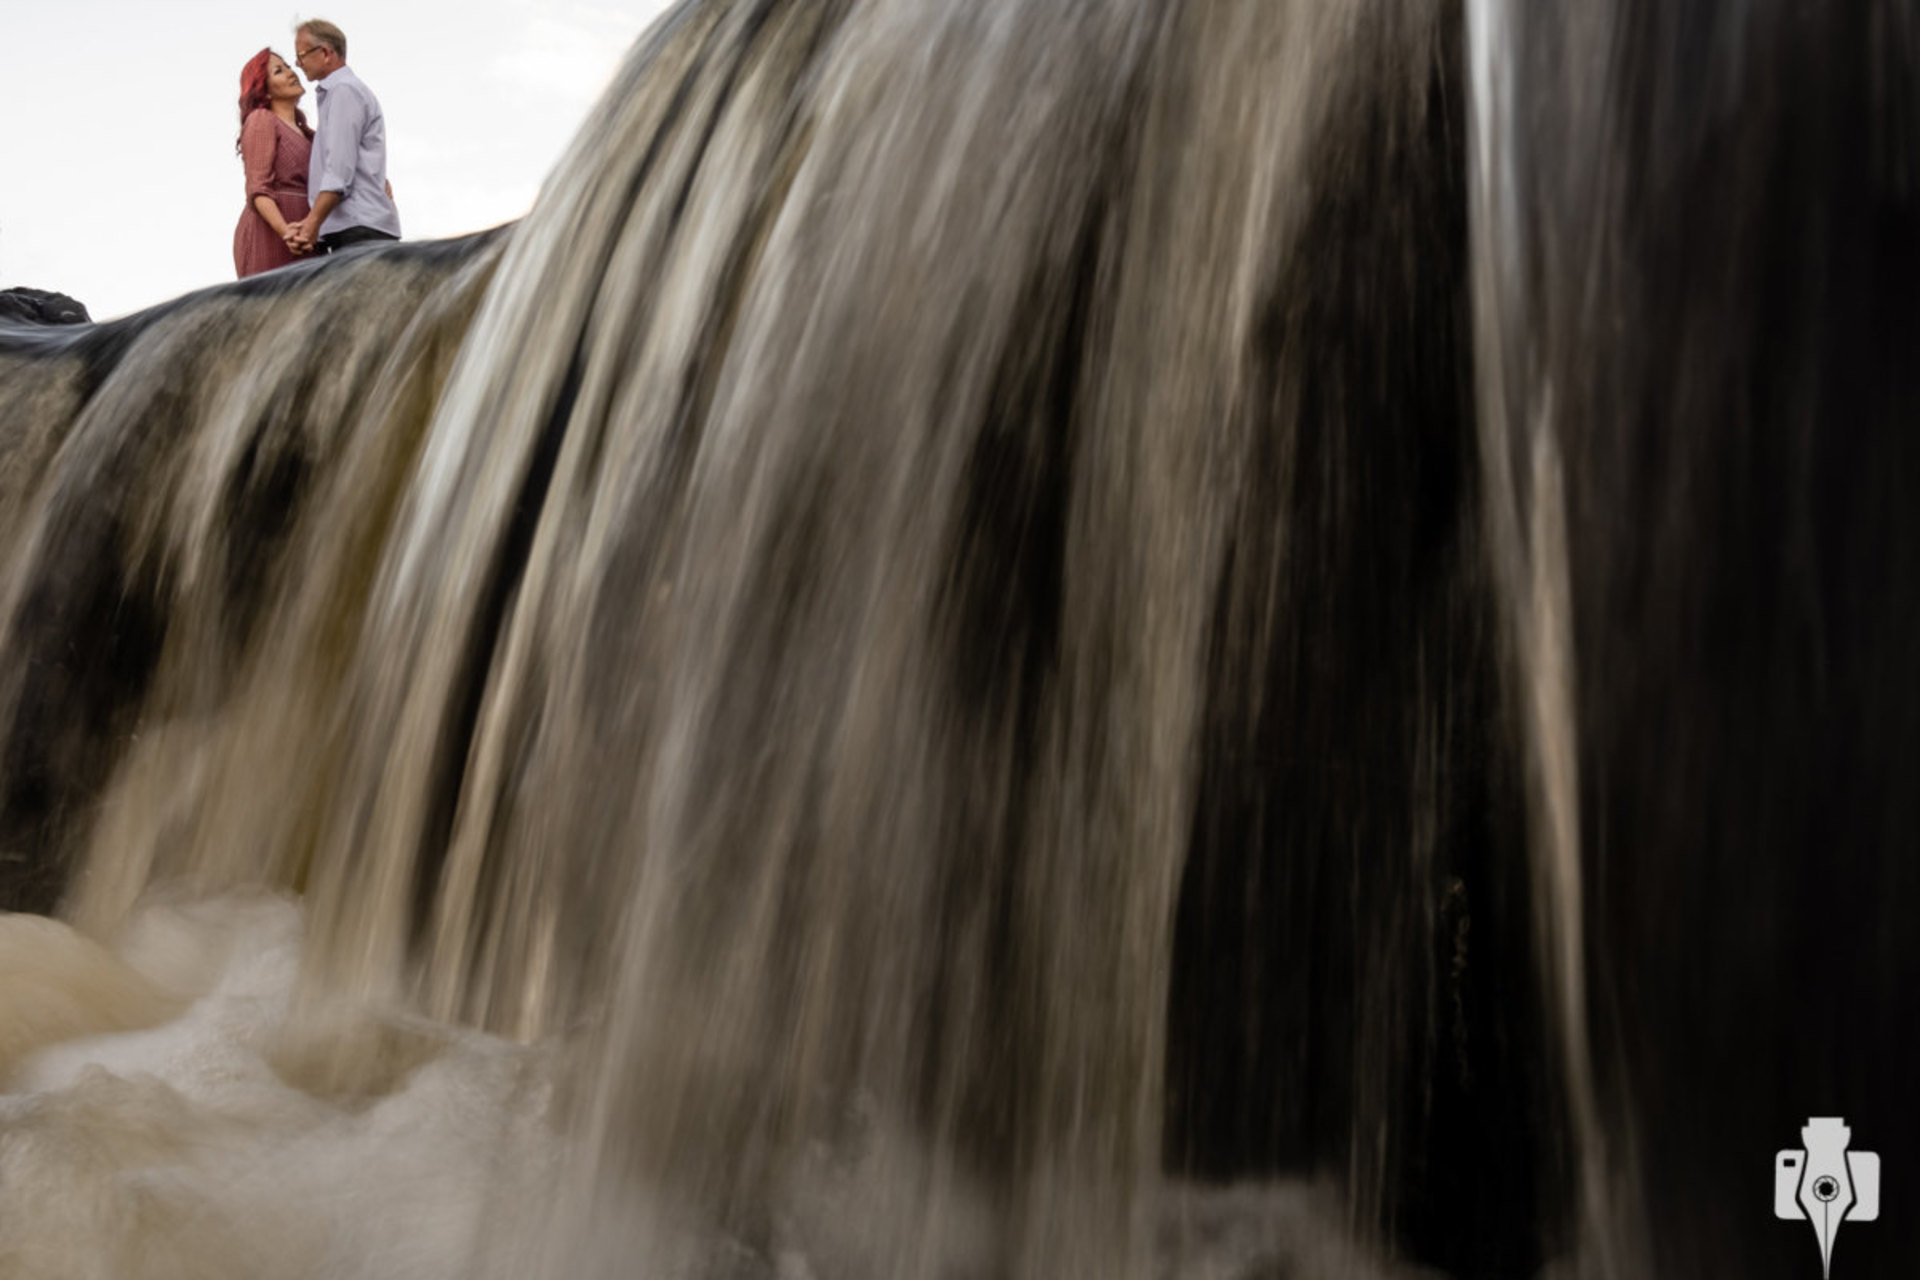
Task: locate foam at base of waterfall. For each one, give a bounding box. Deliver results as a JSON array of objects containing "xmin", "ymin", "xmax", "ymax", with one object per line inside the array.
[
  {"xmin": 0, "ymin": 895, "xmax": 560, "ymax": 1280},
  {"xmin": 0, "ymin": 894, "xmax": 1441, "ymax": 1280}
]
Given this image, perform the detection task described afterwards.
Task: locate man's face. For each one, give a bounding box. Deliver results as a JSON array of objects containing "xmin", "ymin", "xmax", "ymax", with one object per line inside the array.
[{"xmin": 293, "ymin": 34, "xmax": 336, "ymax": 82}]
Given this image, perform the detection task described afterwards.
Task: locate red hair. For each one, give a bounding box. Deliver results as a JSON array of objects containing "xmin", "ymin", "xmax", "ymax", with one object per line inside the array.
[{"xmin": 235, "ymin": 47, "xmax": 312, "ymax": 153}]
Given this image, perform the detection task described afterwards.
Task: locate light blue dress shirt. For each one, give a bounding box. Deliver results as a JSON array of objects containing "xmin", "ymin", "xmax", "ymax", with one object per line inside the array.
[{"xmin": 309, "ymin": 65, "xmax": 402, "ymax": 239}]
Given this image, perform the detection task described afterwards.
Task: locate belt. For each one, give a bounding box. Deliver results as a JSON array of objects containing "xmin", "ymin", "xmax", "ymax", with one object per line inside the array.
[{"xmin": 317, "ymin": 227, "xmax": 399, "ymax": 253}]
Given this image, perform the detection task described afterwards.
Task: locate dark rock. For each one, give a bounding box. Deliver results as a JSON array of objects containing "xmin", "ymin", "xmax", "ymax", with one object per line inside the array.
[{"xmin": 0, "ymin": 287, "xmax": 92, "ymax": 326}]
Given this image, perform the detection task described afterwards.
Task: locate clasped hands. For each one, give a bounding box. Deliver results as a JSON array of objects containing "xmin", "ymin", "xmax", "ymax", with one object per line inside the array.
[{"xmin": 282, "ymin": 220, "xmax": 320, "ymax": 255}]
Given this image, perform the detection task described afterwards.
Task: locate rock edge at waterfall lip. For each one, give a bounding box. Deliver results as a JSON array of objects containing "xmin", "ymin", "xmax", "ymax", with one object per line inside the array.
[{"xmin": 0, "ymin": 286, "xmax": 93, "ymax": 327}]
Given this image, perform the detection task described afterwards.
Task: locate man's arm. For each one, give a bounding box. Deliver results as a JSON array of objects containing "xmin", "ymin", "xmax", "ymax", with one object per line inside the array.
[{"xmin": 287, "ymin": 84, "xmax": 368, "ymax": 249}]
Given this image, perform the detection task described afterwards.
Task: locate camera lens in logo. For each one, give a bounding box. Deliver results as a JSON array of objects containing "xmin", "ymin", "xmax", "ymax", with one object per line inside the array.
[{"xmin": 1812, "ymin": 1176, "xmax": 1840, "ymax": 1202}]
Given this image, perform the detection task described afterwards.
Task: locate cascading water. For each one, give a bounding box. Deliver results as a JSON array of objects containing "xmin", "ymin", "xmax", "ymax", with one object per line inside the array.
[{"xmin": 3, "ymin": 1, "xmax": 1917, "ymax": 1277}]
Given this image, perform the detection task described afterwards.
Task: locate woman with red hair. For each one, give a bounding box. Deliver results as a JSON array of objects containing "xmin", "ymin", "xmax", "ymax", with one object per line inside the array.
[{"xmin": 232, "ymin": 48, "xmax": 315, "ymax": 277}]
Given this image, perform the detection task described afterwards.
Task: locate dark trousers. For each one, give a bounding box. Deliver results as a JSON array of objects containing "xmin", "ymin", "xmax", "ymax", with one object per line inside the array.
[{"xmin": 317, "ymin": 227, "xmax": 399, "ymax": 254}]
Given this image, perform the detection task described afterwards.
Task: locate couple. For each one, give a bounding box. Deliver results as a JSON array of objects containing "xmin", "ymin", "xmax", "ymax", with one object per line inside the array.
[{"xmin": 232, "ymin": 20, "xmax": 400, "ymax": 278}]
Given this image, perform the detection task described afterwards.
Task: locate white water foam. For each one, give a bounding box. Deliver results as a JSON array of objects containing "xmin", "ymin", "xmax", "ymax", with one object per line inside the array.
[
  {"xmin": 1, "ymin": 895, "xmax": 1440, "ymax": 1280},
  {"xmin": 0, "ymin": 895, "xmax": 560, "ymax": 1280}
]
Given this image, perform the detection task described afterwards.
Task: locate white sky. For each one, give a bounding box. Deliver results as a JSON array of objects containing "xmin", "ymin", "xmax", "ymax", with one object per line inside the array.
[{"xmin": 2, "ymin": 1, "xmax": 678, "ymax": 320}]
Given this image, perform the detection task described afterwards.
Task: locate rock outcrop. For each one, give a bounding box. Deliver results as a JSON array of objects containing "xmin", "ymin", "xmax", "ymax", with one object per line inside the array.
[{"xmin": 0, "ymin": 287, "xmax": 92, "ymax": 326}]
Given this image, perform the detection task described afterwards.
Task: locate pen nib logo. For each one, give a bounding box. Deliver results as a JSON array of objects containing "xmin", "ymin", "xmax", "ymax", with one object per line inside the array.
[{"xmin": 1775, "ymin": 1117, "xmax": 1879, "ymax": 1278}]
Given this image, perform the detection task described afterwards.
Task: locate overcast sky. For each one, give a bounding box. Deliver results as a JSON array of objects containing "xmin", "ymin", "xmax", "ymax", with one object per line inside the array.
[{"xmin": 2, "ymin": 1, "xmax": 678, "ymax": 320}]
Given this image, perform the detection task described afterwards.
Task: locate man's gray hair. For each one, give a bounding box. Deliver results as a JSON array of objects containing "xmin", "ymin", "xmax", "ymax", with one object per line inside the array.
[{"xmin": 298, "ymin": 19, "xmax": 347, "ymax": 62}]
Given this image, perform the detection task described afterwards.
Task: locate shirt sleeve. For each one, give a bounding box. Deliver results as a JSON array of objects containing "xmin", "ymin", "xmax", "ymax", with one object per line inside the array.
[
  {"xmin": 314, "ymin": 85, "xmax": 367, "ymax": 197},
  {"xmin": 240, "ymin": 110, "xmax": 278, "ymax": 205}
]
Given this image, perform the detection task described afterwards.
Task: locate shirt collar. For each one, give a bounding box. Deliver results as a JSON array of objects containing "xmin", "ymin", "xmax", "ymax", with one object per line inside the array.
[{"xmin": 314, "ymin": 64, "xmax": 356, "ymax": 95}]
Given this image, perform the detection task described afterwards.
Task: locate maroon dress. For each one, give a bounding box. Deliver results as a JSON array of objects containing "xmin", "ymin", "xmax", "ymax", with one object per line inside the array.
[{"xmin": 233, "ymin": 109, "xmax": 313, "ymax": 278}]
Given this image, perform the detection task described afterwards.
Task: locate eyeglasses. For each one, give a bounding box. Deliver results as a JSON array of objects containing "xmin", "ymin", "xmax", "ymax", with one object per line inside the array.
[{"xmin": 294, "ymin": 46, "xmax": 329, "ymax": 63}]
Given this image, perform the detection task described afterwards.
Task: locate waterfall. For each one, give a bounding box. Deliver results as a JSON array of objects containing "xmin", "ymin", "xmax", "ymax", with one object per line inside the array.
[{"xmin": 4, "ymin": 1, "xmax": 1917, "ymax": 1277}]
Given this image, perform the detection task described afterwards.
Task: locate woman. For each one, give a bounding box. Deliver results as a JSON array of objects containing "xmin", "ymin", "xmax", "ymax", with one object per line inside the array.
[{"xmin": 232, "ymin": 49, "xmax": 315, "ymax": 278}]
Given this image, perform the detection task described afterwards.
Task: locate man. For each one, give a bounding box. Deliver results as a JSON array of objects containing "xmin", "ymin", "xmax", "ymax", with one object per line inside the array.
[{"xmin": 286, "ymin": 20, "xmax": 401, "ymax": 255}]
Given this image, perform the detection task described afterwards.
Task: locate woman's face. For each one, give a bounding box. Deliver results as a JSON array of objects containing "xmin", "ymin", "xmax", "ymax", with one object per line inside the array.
[{"xmin": 268, "ymin": 56, "xmax": 304, "ymax": 102}]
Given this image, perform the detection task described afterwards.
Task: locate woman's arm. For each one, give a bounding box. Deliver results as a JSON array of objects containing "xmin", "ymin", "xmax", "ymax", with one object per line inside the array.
[
  {"xmin": 240, "ymin": 112, "xmax": 285, "ymax": 232},
  {"xmin": 252, "ymin": 193, "xmax": 293, "ymax": 238}
]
